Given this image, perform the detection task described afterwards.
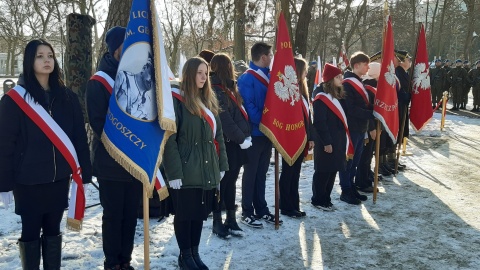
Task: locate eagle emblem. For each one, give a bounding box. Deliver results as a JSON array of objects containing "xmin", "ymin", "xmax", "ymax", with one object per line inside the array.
[
  {"xmin": 384, "ymin": 60, "xmax": 396, "ymax": 87},
  {"xmin": 274, "ymin": 65, "xmax": 300, "ymax": 106},
  {"xmin": 412, "ymin": 63, "xmax": 430, "ymax": 94}
]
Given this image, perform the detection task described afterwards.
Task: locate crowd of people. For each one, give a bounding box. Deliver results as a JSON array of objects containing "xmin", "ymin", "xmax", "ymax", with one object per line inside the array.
[{"xmin": 1, "ymin": 24, "xmax": 479, "ymax": 270}]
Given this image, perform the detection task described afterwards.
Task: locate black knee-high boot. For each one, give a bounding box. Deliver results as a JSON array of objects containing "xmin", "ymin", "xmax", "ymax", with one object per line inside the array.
[
  {"xmin": 19, "ymin": 238, "xmax": 41, "ymax": 270},
  {"xmin": 41, "ymin": 234, "xmax": 62, "ymax": 270},
  {"xmin": 178, "ymin": 249, "xmax": 199, "ymax": 270},
  {"xmin": 191, "ymin": 246, "xmax": 208, "ymax": 270}
]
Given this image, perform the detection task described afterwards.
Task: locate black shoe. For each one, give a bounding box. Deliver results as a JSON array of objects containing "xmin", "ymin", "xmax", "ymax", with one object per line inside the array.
[
  {"xmin": 212, "ymin": 219, "xmax": 231, "ymax": 239},
  {"xmin": 297, "ymin": 210, "xmax": 307, "ymax": 216},
  {"xmin": 192, "ymin": 246, "xmax": 209, "ymax": 270},
  {"xmin": 379, "ymin": 164, "xmax": 392, "ymax": 176},
  {"xmin": 384, "ymin": 163, "xmax": 396, "ymax": 173},
  {"xmin": 240, "ymin": 215, "xmax": 263, "ymax": 228},
  {"xmin": 340, "ymin": 189, "xmax": 361, "ymax": 205},
  {"xmin": 224, "ymin": 210, "xmax": 245, "ymax": 237},
  {"xmin": 256, "ymin": 213, "xmax": 283, "ymax": 225},
  {"xmin": 178, "ymin": 249, "xmax": 200, "ymax": 270},
  {"xmin": 358, "ymin": 186, "xmax": 379, "ymax": 193},
  {"xmin": 280, "ymin": 209, "xmax": 303, "ymax": 218},
  {"xmin": 353, "ymin": 187, "xmax": 368, "ymax": 201}
]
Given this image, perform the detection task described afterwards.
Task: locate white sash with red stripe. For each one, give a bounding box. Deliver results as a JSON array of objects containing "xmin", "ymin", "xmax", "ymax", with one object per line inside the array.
[
  {"xmin": 90, "ymin": 71, "xmax": 114, "ymax": 94},
  {"xmin": 171, "ymin": 87, "xmax": 219, "ymax": 154},
  {"xmin": 246, "ymin": 68, "xmax": 270, "ymax": 87},
  {"xmin": 213, "ymin": 84, "xmax": 249, "ymax": 121},
  {"xmin": 314, "ymin": 92, "xmax": 355, "ymax": 158},
  {"xmin": 7, "ymin": 86, "xmax": 85, "ymax": 231},
  {"xmin": 343, "ymin": 77, "xmax": 369, "ymax": 105},
  {"xmin": 365, "ymin": 85, "xmax": 377, "ymax": 96}
]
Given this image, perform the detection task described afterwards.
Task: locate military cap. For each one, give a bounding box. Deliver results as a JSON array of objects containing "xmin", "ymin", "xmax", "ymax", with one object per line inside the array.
[
  {"xmin": 444, "ymin": 59, "xmax": 450, "ymax": 63},
  {"xmin": 463, "ymin": 60, "xmax": 469, "ymax": 64},
  {"xmin": 435, "ymin": 59, "xmax": 442, "ymax": 63},
  {"xmin": 370, "ymin": 51, "xmax": 382, "ymax": 62},
  {"xmin": 309, "ymin": 61, "xmax": 317, "ymax": 66},
  {"xmin": 394, "ymin": 50, "xmax": 411, "ymax": 62},
  {"xmin": 475, "ymin": 60, "xmax": 480, "ymax": 65},
  {"xmin": 455, "ymin": 59, "xmax": 462, "ymax": 63}
]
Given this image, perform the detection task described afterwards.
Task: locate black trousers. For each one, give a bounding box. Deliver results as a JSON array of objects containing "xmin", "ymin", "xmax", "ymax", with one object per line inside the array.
[
  {"xmin": 98, "ymin": 178, "xmax": 143, "ymax": 267},
  {"xmin": 241, "ymin": 136, "xmax": 272, "ymax": 217},
  {"xmin": 215, "ymin": 166, "xmax": 241, "ymax": 212},
  {"xmin": 174, "ymin": 218, "xmax": 203, "ymax": 250},
  {"xmin": 311, "ymin": 171, "xmax": 337, "ymax": 206},
  {"xmin": 279, "ymin": 156, "xmax": 303, "ymax": 212},
  {"xmin": 355, "ymin": 138, "xmax": 375, "ymax": 188},
  {"xmin": 20, "ymin": 210, "xmax": 64, "ymax": 242}
]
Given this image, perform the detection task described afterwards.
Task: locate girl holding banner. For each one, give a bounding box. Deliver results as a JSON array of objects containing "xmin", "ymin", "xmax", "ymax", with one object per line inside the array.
[
  {"xmin": 163, "ymin": 57, "xmax": 228, "ymax": 270},
  {"xmin": 0, "ymin": 39, "xmax": 92, "ymax": 269}
]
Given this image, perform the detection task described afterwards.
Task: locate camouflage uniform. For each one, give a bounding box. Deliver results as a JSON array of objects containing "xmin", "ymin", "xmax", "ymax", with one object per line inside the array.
[
  {"xmin": 442, "ymin": 60, "xmax": 452, "ymax": 93},
  {"xmin": 447, "ymin": 66, "xmax": 468, "ymax": 110},
  {"xmin": 430, "ymin": 62, "xmax": 446, "ymax": 107},
  {"xmin": 468, "ymin": 65, "xmax": 480, "ymax": 111}
]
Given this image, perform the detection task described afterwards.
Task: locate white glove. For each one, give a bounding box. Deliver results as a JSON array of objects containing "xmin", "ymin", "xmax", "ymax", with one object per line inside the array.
[
  {"xmin": 169, "ymin": 179, "xmax": 182, "ymax": 189},
  {"xmin": 0, "ymin": 192, "xmax": 14, "ymax": 210},
  {"xmin": 239, "ymin": 139, "xmax": 252, "ymax": 149},
  {"xmin": 245, "ymin": 136, "xmax": 252, "ymax": 142},
  {"xmin": 220, "ymin": 171, "xmax": 225, "ymax": 179}
]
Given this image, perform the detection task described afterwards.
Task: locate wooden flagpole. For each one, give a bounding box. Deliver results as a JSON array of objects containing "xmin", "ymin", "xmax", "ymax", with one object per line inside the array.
[
  {"xmin": 143, "ymin": 187, "xmax": 150, "ymax": 269},
  {"xmin": 373, "ymin": 120, "xmax": 382, "ymax": 203},
  {"xmin": 274, "ymin": 0, "xmax": 281, "ymax": 230},
  {"xmin": 395, "ymin": 22, "xmax": 422, "ymax": 174}
]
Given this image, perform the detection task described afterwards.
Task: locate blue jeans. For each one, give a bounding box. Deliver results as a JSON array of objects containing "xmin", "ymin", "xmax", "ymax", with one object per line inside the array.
[
  {"xmin": 241, "ymin": 136, "xmax": 272, "ymax": 217},
  {"xmin": 339, "ymin": 131, "xmax": 366, "ymax": 190}
]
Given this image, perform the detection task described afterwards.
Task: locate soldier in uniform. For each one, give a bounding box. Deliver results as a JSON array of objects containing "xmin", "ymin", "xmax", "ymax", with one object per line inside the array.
[
  {"xmin": 468, "ymin": 60, "xmax": 480, "ymax": 112},
  {"xmin": 430, "ymin": 59, "xmax": 446, "ymax": 108},
  {"xmin": 447, "ymin": 59, "xmax": 469, "ymax": 110},
  {"xmin": 443, "ymin": 59, "xmax": 452, "ymax": 95}
]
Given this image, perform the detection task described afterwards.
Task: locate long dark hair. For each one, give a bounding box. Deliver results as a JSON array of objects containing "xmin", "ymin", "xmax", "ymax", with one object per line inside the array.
[
  {"xmin": 294, "ymin": 57, "xmax": 309, "ymax": 101},
  {"xmin": 210, "ymin": 53, "xmax": 243, "ymax": 106},
  {"xmin": 22, "ymin": 39, "xmax": 65, "ymax": 106}
]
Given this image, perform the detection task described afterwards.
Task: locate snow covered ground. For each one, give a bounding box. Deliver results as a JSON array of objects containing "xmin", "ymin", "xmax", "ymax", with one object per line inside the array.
[{"xmin": 1, "ymin": 111, "xmax": 480, "ymax": 270}]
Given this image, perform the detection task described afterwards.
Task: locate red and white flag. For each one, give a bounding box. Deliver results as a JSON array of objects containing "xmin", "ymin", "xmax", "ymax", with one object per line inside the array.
[
  {"xmin": 259, "ymin": 12, "xmax": 307, "ymax": 166},
  {"xmin": 338, "ymin": 43, "xmax": 350, "ymax": 71},
  {"xmin": 373, "ymin": 15, "xmax": 399, "ymax": 142},
  {"xmin": 410, "ymin": 24, "xmax": 433, "ymax": 131},
  {"xmin": 314, "ymin": 56, "xmax": 322, "ymax": 88}
]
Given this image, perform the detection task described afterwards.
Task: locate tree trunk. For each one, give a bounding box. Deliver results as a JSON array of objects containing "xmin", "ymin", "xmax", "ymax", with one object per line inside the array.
[
  {"xmin": 234, "ymin": 0, "xmax": 246, "ymax": 61},
  {"xmin": 428, "ymin": 0, "xmax": 440, "ymax": 58},
  {"xmin": 206, "ymin": 0, "xmax": 218, "ymax": 49},
  {"xmin": 65, "ymin": 14, "xmax": 96, "ymax": 122},
  {"xmin": 463, "ymin": 0, "xmax": 476, "ymax": 60},
  {"xmin": 280, "ymin": 0, "xmax": 292, "ymax": 40},
  {"xmin": 293, "ymin": 0, "xmax": 315, "ymax": 57},
  {"xmin": 436, "ymin": 0, "xmax": 449, "ymax": 57}
]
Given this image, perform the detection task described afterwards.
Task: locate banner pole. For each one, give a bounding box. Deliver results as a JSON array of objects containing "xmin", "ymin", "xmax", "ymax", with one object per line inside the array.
[
  {"xmin": 274, "ymin": 150, "xmax": 280, "ymax": 230},
  {"xmin": 441, "ymin": 91, "xmax": 447, "ymax": 131},
  {"xmin": 373, "ymin": 120, "xmax": 381, "ymax": 203},
  {"xmin": 143, "ymin": 187, "xmax": 150, "ymax": 269}
]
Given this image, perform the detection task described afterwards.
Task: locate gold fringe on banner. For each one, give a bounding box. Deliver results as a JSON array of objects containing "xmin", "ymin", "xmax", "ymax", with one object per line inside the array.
[
  {"xmin": 66, "ymin": 218, "xmax": 82, "ymax": 232},
  {"xmin": 157, "ymin": 186, "xmax": 169, "ymax": 201},
  {"xmin": 259, "ymin": 124, "xmax": 307, "ymax": 167}
]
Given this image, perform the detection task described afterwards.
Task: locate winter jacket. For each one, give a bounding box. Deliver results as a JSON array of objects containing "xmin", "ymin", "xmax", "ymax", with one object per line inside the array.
[
  {"xmin": 0, "ymin": 86, "xmax": 92, "ymax": 192},
  {"xmin": 342, "ymin": 71, "xmax": 375, "ymax": 133},
  {"xmin": 85, "ymin": 52, "xmax": 132, "ymax": 181},
  {"xmin": 237, "ymin": 62, "xmax": 270, "ymax": 137},
  {"xmin": 211, "ymin": 74, "xmax": 250, "ymax": 169},
  {"xmin": 312, "ymin": 86, "xmax": 347, "ymax": 172},
  {"xmin": 162, "ymin": 97, "xmax": 229, "ymax": 190}
]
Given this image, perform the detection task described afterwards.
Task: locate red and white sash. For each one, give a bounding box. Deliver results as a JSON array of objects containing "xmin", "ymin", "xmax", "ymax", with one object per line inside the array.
[
  {"xmin": 343, "ymin": 77, "xmax": 369, "ymax": 105},
  {"xmin": 90, "ymin": 71, "xmax": 114, "ymax": 94},
  {"xmin": 171, "ymin": 87, "xmax": 220, "ymax": 155},
  {"xmin": 7, "ymin": 86, "xmax": 85, "ymax": 231},
  {"xmin": 365, "ymin": 85, "xmax": 377, "ymax": 96},
  {"xmin": 313, "ymin": 92, "xmax": 355, "ymax": 158},
  {"xmin": 246, "ymin": 68, "xmax": 269, "ymax": 88},
  {"xmin": 213, "ymin": 84, "xmax": 249, "ymax": 121}
]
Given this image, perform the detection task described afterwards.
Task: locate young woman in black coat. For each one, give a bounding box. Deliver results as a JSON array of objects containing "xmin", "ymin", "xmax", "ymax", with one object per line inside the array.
[
  {"xmin": 311, "ymin": 64, "xmax": 347, "ymax": 211},
  {"xmin": 0, "ymin": 39, "xmax": 92, "ymax": 269},
  {"xmin": 210, "ymin": 53, "xmax": 251, "ymax": 238},
  {"xmin": 279, "ymin": 57, "xmax": 314, "ymax": 218}
]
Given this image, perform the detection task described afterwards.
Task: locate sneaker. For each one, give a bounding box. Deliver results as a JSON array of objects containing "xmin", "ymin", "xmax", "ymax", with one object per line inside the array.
[
  {"xmin": 256, "ymin": 213, "xmax": 283, "ymax": 225},
  {"xmin": 241, "ymin": 215, "xmax": 263, "ymax": 228},
  {"xmin": 312, "ymin": 203, "xmax": 334, "ymax": 212},
  {"xmin": 327, "ymin": 202, "xmax": 337, "ymax": 210}
]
